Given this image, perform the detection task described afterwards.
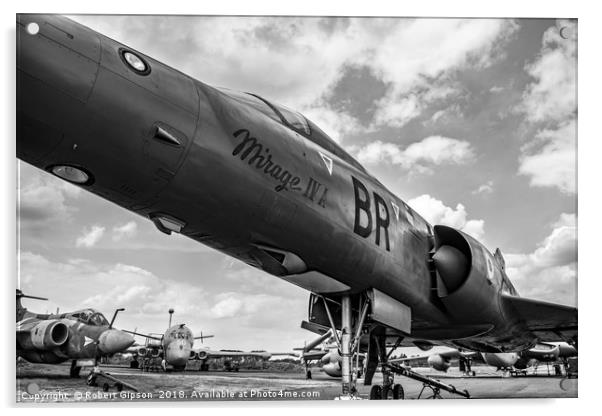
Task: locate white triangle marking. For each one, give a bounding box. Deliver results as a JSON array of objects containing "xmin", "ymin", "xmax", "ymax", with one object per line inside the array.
[
  {"xmin": 318, "ymin": 152, "xmax": 333, "ymax": 175},
  {"xmin": 84, "ymin": 336, "xmax": 95, "ymax": 347}
]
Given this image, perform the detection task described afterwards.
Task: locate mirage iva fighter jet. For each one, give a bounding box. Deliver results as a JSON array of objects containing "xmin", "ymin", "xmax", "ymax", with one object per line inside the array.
[
  {"xmin": 16, "ymin": 15, "xmax": 577, "ymax": 399},
  {"xmin": 16, "ymin": 290, "xmax": 135, "ymax": 377},
  {"xmin": 126, "ymin": 308, "xmax": 283, "ymax": 372}
]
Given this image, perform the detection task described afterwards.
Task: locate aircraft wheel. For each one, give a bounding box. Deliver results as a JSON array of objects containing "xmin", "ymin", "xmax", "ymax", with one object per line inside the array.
[
  {"xmin": 393, "ymin": 384, "xmax": 404, "ymax": 400},
  {"xmin": 306, "ymin": 370, "xmax": 312, "ymax": 380},
  {"xmin": 102, "ymin": 383, "xmax": 110, "ymax": 392},
  {"xmin": 130, "ymin": 360, "xmax": 139, "ymax": 369},
  {"xmin": 116, "ymin": 383, "xmax": 123, "ymax": 392},
  {"xmin": 235, "ymin": 368, "xmax": 239, "ymax": 372},
  {"xmin": 369, "ymin": 385, "xmax": 382, "ymax": 400}
]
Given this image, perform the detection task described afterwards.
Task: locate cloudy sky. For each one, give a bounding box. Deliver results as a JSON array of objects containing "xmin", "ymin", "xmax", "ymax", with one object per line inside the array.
[{"xmin": 17, "ymin": 16, "xmax": 577, "ymax": 352}]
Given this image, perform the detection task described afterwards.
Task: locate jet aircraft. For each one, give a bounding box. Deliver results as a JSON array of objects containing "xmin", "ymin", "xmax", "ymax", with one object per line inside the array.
[
  {"xmin": 16, "ymin": 15, "xmax": 577, "ymax": 399},
  {"xmin": 126, "ymin": 308, "xmax": 283, "ymax": 371},
  {"xmin": 16, "ymin": 289, "xmax": 135, "ymax": 377}
]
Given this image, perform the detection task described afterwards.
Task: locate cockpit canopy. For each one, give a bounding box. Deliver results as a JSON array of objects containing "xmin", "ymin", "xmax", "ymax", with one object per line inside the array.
[
  {"xmin": 166, "ymin": 324, "xmax": 193, "ymax": 341},
  {"xmin": 217, "ymin": 88, "xmax": 366, "ymax": 173},
  {"xmin": 64, "ymin": 308, "xmax": 110, "ymax": 327}
]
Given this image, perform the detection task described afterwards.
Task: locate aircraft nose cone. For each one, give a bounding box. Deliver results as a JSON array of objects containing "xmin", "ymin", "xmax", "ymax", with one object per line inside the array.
[
  {"xmin": 433, "ymin": 245, "xmax": 469, "ymax": 293},
  {"xmin": 98, "ymin": 329, "xmax": 135, "ymax": 354},
  {"xmin": 166, "ymin": 341, "xmax": 190, "ymax": 367}
]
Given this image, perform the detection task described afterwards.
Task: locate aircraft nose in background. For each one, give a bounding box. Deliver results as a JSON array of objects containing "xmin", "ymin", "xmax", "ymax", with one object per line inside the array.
[
  {"xmin": 98, "ymin": 329, "xmax": 135, "ymax": 354},
  {"xmin": 165, "ymin": 340, "xmax": 190, "ymax": 367}
]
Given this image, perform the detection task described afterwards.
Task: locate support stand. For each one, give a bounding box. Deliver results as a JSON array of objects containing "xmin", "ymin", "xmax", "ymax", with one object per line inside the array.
[{"xmin": 384, "ymin": 362, "xmax": 470, "ymax": 399}]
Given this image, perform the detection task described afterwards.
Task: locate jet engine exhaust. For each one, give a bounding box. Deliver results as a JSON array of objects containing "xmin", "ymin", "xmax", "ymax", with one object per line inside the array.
[{"xmin": 48, "ymin": 321, "xmax": 69, "ymax": 346}]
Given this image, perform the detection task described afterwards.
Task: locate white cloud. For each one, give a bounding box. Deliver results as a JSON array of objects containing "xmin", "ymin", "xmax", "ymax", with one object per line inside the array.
[
  {"xmin": 521, "ymin": 20, "xmax": 576, "ymax": 124},
  {"xmin": 112, "ymin": 221, "xmax": 138, "ymax": 241},
  {"xmin": 356, "ymin": 136, "xmax": 474, "ymax": 173},
  {"xmin": 472, "ymin": 180, "xmax": 494, "ymax": 195},
  {"xmin": 408, "ymin": 194, "xmax": 485, "ymax": 240},
  {"xmin": 519, "ymin": 119, "xmax": 576, "ymax": 193},
  {"xmin": 372, "ymin": 93, "xmax": 422, "ymax": 128},
  {"xmin": 301, "ymin": 105, "xmax": 364, "ymax": 144},
  {"xmin": 518, "ymin": 20, "xmax": 576, "ymax": 194},
  {"xmin": 365, "ymin": 19, "xmax": 517, "ymax": 127},
  {"xmin": 18, "ymin": 163, "xmax": 80, "ymax": 226},
  {"xmin": 427, "ymin": 104, "xmax": 463, "ymax": 125},
  {"xmin": 505, "ymin": 213, "xmax": 577, "ymax": 305},
  {"xmin": 211, "ymin": 293, "xmax": 244, "ymax": 319},
  {"xmin": 19, "ymin": 252, "xmax": 208, "ymax": 326},
  {"xmin": 75, "ymin": 225, "xmax": 105, "ymax": 248}
]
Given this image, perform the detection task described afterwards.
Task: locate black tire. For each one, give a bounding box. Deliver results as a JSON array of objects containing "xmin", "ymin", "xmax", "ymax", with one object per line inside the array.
[
  {"xmin": 306, "ymin": 370, "xmax": 312, "ymax": 380},
  {"xmin": 116, "ymin": 383, "xmax": 123, "ymax": 392},
  {"xmin": 393, "ymin": 384, "xmax": 404, "ymax": 400},
  {"xmin": 130, "ymin": 360, "xmax": 139, "ymax": 369},
  {"xmin": 369, "ymin": 385, "xmax": 382, "ymax": 400},
  {"xmin": 103, "ymin": 383, "xmax": 110, "ymax": 392}
]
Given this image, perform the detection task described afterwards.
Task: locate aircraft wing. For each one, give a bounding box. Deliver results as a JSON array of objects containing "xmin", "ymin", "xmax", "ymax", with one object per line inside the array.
[
  {"xmin": 193, "ymin": 349, "xmax": 282, "ymax": 360},
  {"xmin": 389, "ymin": 347, "xmax": 473, "ymax": 364},
  {"xmin": 123, "ymin": 344, "xmax": 145, "ymax": 354},
  {"xmin": 301, "ymin": 350, "xmax": 327, "ymax": 361},
  {"xmin": 502, "ymin": 294, "xmax": 577, "ymax": 343},
  {"xmin": 123, "ymin": 330, "xmax": 162, "ymax": 341}
]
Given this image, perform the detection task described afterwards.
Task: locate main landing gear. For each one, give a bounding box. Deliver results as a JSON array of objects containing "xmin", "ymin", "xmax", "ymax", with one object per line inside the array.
[
  {"xmin": 369, "ymin": 371, "xmax": 404, "ymax": 400},
  {"xmin": 318, "ymin": 292, "xmax": 471, "ymax": 400}
]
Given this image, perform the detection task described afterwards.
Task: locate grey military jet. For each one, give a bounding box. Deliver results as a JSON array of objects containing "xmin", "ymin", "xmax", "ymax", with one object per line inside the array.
[{"xmin": 16, "ymin": 290, "xmax": 135, "ymax": 377}]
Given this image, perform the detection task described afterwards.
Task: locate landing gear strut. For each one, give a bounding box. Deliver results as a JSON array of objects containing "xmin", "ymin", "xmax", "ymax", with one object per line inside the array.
[
  {"xmin": 69, "ymin": 360, "xmax": 81, "ymax": 378},
  {"xmin": 320, "ymin": 293, "xmax": 369, "ymax": 399}
]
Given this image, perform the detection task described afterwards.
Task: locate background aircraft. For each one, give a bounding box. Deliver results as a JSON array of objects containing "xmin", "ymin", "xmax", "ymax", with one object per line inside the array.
[
  {"xmin": 16, "ymin": 290, "xmax": 134, "ymax": 377},
  {"xmin": 16, "ymin": 15, "xmax": 577, "ymax": 398},
  {"xmin": 126, "ymin": 309, "xmax": 286, "ymax": 371},
  {"xmin": 395, "ymin": 342, "xmax": 577, "ymax": 375}
]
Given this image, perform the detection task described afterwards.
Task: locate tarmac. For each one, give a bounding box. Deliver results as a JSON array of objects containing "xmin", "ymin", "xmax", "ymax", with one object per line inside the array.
[{"xmin": 16, "ymin": 362, "xmax": 578, "ymax": 403}]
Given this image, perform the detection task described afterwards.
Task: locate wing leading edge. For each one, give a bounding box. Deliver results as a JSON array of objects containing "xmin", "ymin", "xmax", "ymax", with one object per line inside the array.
[{"xmin": 502, "ymin": 294, "xmax": 577, "ymax": 344}]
